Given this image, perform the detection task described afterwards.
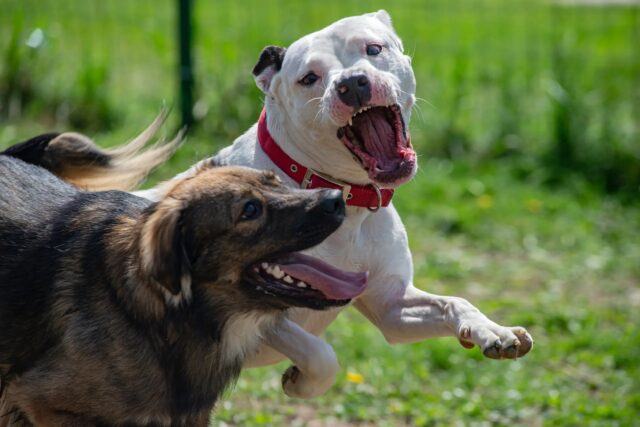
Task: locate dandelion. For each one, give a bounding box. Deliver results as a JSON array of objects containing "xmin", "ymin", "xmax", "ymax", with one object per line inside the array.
[
  {"xmin": 526, "ymin": 198, "xmax": 543, "ymax": 213},
  {"xmin": 346, "ymin": 371, "xmax": 364, "ymax": 384},
  {"xmin": 476, "ymin": 194, "xmax": 494, "ymax": 209}
]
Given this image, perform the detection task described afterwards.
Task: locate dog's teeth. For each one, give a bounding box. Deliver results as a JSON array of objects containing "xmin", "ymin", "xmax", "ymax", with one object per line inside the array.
[
  {"xmin": 272, "ymin": 266, "xmax": 285, "ymax": 279},
  {"xmin": 261, "ymin": 263, "xmax": 268, "ymax": 269},
  {"xmin": 297, "ymin": 281, "xmax": 308, "ymax": 288},
  {"xmin": 283, "ymin": 275, "xmax": 294, "ymax": 284},
  {"xmin": 253, "ymin": 267, "xmax": 259, "ymax": 273},
  {"xmin": 348, "ymin": 118, "xmax": 353, "ymax": 126}
]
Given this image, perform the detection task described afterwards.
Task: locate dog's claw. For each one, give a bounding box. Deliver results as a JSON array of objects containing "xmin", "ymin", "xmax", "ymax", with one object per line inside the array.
[
  {"xmin": 502, "ymin": 341, "xmax": 520, "ymax": 359},
  {"xmin": 512, "ymin": 328, "xmax": 534, "ymax": 357},
  {"xmin": 459, "ymin": 339, "xmax": 475, "ymax": 349},
  {"xmin": 475, "ymin": 327, "xmax": 533, "ymax": 360},
  {"xmin": 282, "ymin": 365, "xmax": 301, "ymax": 389},
  {"xmin": 483, "ymin": 340, "xmax": 503, "ymax": 359}
]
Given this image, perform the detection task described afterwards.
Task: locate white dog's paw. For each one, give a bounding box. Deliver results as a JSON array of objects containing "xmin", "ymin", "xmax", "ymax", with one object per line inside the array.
[
  {"xmin": 281, "ymin": 365, "xmax": 336, "ymax": 399},
  {"xmin": 457, "ymin": 319, "xmax": 533, "ymax": 360}
]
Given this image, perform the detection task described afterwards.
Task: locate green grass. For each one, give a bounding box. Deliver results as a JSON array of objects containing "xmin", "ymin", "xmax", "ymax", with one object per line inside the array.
[{"xmin": 1, "ymin": 1, "xmax": 639, "ymax": 425}]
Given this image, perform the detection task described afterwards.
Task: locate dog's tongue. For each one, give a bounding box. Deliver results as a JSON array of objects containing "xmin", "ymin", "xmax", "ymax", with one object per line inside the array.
[
  {"xmin": 277, "ymin": 253, "xmax": 368, "ymax": 300},
  {"xmin": 352, "ymin": 108, "xmax": 400, "ymax": 171}
]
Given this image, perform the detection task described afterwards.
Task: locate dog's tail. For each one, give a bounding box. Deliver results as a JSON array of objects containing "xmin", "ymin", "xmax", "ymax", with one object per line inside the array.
[{"xmin": 1, "ymin": 110, "xmax": 185, "ymax": 191}]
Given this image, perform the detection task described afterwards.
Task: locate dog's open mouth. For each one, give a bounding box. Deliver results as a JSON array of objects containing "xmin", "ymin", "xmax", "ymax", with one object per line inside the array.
[
  {"xmin": 337, "ymin": 104, "xmax": 417, "ymax": 186},
  {"xmin": 246, "ymin": 253, "xmax": 368, "ymax": 308}
]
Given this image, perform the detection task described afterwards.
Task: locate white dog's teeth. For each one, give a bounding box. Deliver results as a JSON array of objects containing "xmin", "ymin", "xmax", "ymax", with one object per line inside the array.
[
  {"xmin": 297, "ymin": 281, "xmax": 308, "ymax": 288},
  {"xmin": 261, "ymin": 262, "xmax": 269, "ymax": 269},
  {"xmin": 348, "ymin": 118, "xmax": 353, "ymax": 126},
  {"xmin": 283, "ymin": 275, "xmax": 294, "ymax": 284}
]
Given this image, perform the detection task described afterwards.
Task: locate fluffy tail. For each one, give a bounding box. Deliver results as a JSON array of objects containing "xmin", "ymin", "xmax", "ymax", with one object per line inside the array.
[{"xmin": 1, "ymin": 110, "xmax": 184, "ymax": 191}]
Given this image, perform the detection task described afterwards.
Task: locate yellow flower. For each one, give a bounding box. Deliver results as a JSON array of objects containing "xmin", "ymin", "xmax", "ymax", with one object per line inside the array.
[
  {"xmin": 476, "ymin": 194, "xmax": 494, "ymax": 209},
  {"xmin": 526, "ymin": 198, "xmax": 543, "ymax": 213},
  {"xmin": 346, "ymin": 371, "xmax": 364, "ymax": 384}
]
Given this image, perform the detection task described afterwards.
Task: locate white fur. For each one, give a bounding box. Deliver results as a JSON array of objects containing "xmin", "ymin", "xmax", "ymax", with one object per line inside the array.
[
  {"xmin": 221, "ymin": 313, "xmax": 278, "ymax": 365},
  {"xmin": 137, "ymin": 10, "xmax": 533, "ymax": 398}
]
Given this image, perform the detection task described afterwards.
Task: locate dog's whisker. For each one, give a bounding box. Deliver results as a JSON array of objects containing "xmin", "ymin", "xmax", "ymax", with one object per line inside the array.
[{"xmin": 305, "ymin": 96, "xmax": 323, "ymax": 107}]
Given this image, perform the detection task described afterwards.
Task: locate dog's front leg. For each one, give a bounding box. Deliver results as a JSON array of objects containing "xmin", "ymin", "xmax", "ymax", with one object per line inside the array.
[
  {"xmin": 257, "ymin": 318, "xmax": 339, "ymax": 399},
  {"xmin": 354, "ymin": 208, "xmax": 533, "ymax": 359},
  {"xmin": 355, "ymin": 281, "xmax": 533, "ymax": 359}
]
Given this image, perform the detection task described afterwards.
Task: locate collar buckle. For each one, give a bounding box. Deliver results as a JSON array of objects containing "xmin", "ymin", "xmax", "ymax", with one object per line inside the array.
[{"xmin": 302, "ymin": 168, "xmax": 352, "ymax": 203}]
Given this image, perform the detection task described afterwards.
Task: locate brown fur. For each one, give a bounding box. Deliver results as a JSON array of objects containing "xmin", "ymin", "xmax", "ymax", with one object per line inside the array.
[
  {"xmin": 0, "ymin": 155, "xmax": 347, "ymax": 426},
  {"xmin": 1, "ymin": 109, "xmax": 183, "ymax": 192}
]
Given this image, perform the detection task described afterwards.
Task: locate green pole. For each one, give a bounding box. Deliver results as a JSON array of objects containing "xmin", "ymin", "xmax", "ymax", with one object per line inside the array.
[{"xmin": 178, "ymin": 0, "xmax": 194, "ymax": 129}]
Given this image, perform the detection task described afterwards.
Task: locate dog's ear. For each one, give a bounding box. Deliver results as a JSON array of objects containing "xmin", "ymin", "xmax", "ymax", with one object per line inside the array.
[
  {"xmin": 368, "ymin": 10, "xmax": 393, "ymax": 29},
  {"xmin": 252, "ymin": 45, "xmax": 286, "ymax": 93},
  {"xmin": 139, "ymin": 197, "xmax": 192, "ymax": 305}
]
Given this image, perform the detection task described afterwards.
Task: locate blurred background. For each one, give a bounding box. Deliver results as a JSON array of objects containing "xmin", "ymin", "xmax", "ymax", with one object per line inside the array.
[{"xmin": 1, "ymin": 0, "xmax": 638, "ymax": 425}]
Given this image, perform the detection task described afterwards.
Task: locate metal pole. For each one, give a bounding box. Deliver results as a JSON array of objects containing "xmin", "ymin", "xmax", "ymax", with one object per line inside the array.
[{"xmin": 178, "ymin": 0, "xmax": 194, "ymax": 129}]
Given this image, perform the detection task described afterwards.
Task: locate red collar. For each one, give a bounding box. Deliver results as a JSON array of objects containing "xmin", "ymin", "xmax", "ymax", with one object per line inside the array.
[{"xmin": 257, "ymin": 109, "xmax": 394, "ymax": 211}]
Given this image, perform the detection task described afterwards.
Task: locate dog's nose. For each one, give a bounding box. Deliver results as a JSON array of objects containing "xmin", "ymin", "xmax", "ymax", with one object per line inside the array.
[
  {"xmin": 335, "ymin": 74, "xmax": 371, "ymax": 109},
  {"xmin": 320, "ymin": 189, "xmax": 346, "ymax": 216}
]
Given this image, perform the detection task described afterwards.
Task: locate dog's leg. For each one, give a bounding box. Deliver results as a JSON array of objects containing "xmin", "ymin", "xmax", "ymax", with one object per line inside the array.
[
  {"xmin": 354, "ymin": 207, "xmax": 533, "ymax": 359},
  {"xmin": 257, "ymin": 318, "xmax": 339, "ymax": 399},
  {"xmin": 355, "ymin": 283, "xmax": 533, "ymax": 359}
]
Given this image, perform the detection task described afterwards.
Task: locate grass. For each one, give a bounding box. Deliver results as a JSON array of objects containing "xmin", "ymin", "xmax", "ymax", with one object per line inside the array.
[{"xmin": 1, "ymin": 0, "xmax": 639, "ymax": 425}]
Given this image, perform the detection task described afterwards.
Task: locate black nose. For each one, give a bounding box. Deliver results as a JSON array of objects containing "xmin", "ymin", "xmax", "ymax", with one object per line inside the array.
[
  {"xmin": 335, "ymin": 74, "xmax": 371, "ymax": 109},
  {"xmin": 320, "ymin": 189, "xmax": 345, "ymax": 216}
]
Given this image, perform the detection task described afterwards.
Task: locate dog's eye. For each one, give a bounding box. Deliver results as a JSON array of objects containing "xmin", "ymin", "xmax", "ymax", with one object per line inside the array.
[
  {"xmin": 366, "ymin": 44, "xmax": 383, "ymax": 56},
  {"xmin": 241, "ymin": 200, "xmax": 263, "ymax": 220},
  {"xmin": 299, "ymin": 72, "xmax": 320, "ymax": 86}
]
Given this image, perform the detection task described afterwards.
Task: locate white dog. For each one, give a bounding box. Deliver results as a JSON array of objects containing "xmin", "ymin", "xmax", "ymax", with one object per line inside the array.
[{"xmin": 137, "ymin": 10, "xmax": 533, "ymax": 398}]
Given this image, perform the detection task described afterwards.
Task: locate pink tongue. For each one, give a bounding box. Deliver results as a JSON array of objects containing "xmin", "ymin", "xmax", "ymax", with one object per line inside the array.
[
  {"xmin": 277, "ymin": 253, "xmax": 368, "ymax": 300},
  {"xmin": 352, "ymin": 109, "xmax": 399, "ymax": 171}
]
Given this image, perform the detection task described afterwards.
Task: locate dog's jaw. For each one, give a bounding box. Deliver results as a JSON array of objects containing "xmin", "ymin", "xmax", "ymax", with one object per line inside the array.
[{"xmin": 337, "ymin": 104, "xmax": 417, "ymax": 187}]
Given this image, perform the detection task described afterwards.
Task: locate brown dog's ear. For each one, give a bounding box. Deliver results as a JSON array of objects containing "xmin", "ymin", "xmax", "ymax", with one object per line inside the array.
[
  {"xmin": 139, "ymin": 197, "xmax": 192, "ymax": 305},
  {"xmin": 252, "ymin": 45, "xmax": 286, "ymax": 93}
]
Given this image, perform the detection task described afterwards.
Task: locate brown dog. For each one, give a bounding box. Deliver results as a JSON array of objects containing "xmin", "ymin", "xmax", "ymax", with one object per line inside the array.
[{"xmin": 0, "ymin": 153, "xmax": 367, "ymax": 426}]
